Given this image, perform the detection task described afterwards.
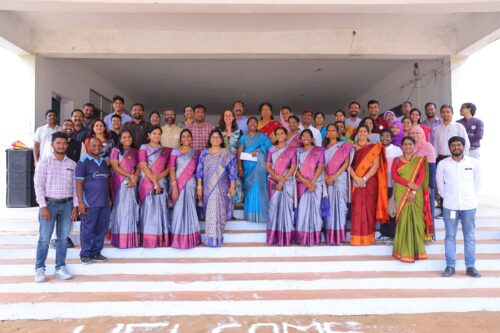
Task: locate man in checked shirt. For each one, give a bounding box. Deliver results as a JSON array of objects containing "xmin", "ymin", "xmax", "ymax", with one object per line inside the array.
[{"xmin": 34, "ymin": 131, "xmax": 79, "ymax": 283}]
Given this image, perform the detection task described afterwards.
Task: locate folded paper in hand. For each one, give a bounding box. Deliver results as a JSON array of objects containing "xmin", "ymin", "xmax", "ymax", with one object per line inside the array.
[{"xmin": 240, "ymin": 152, "xmax": 257, "ymax": 162}]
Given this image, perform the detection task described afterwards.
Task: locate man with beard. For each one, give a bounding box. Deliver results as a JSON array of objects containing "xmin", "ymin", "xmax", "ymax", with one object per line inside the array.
[
  {"xmin": 34, "ymin": 131, "xmax": 78, "ymax": 282},
  {"xmin": 50, "ymin": 119, "xmax": 85, "ymax": 249},
  {"xmin": 345, "ymin": 101, "xmax": 362, "ymax": 140},
  {"xmin": 71, "ymin": 109, "xmax": 87, "ymax": 142},
  {"xmin": 33, "ymin": 110, "xmax": 61, "ymax": 165},
  {"xmin": 421, "ymin": 102, "xmax": 442, "ymax": 146},
  {"xmin": 161, "ymin": 107, "xmax": 182, "ymax": 149},
  {"xmin": 233, "ymin": 100, "xmax": 248, "ymax": 134},
  {"xmin": 437, "ymin": 136, "xmax": 481, "ymax": 278},
  {"xmin": 122, "ymin": 103, "xmax": 151, "ymax": 149},
  {"xmin": 82, "ymin": 103, "xmax": 97, "ymax": 129},
  {"xmin": 367, "ymin": 99, "xmax": 389, "ymax": 134}
]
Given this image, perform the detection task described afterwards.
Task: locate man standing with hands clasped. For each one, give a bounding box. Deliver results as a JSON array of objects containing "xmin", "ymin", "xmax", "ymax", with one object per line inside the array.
[
  {"xmin": 76, "ymin": 137, "xmax": 112, "ymax": 264},
  {"xmin": 34, "ymin": 132, "xmax": 79, "ymax": 282},
  {"xmin": 437, "ymin": 136, "xmax": 481, "ymax": 278}
]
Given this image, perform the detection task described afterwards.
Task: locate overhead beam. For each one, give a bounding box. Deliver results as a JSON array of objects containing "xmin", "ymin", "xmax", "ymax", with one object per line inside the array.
[
  {"xmin": 32, "ymin": 28, "xmax": 455, "ymax": 59},
  {"xmin": 454, "ymin": 12, "xmax": 500, "ymax": 56},
  {"xmin": 1, "ymin": 0, "xmax": 500, "ymax": 14}
]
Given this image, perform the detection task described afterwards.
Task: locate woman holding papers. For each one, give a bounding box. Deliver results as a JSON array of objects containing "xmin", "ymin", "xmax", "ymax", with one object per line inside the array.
[{"xmin": 238, "ymin": 117, "xmax": 272, "ymax": 223}]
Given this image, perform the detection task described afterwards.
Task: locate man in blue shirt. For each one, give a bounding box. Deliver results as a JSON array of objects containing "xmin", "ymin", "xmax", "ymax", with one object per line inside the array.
[
  {"xmin": 76, "ymin": 137, "xmax": 111, "ymax": 264},
  {"xmin": 103, "ymin": 95, "xmax": 132, "ymax": 129},
  {"xmin": 233, "ymin": 100, "xmax": 248, "ymax": 134}
]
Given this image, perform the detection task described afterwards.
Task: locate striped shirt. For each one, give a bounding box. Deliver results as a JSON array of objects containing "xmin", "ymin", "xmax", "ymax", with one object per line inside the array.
[{"xmin": 34, "ymin": 154, "xmax": 78, "ymax": 208}]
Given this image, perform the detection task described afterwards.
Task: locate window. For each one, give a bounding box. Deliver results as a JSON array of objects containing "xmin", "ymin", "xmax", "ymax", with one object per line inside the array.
[{"xmin": 90, "ymin": 89, "xmax": 112, "ymax": 119}]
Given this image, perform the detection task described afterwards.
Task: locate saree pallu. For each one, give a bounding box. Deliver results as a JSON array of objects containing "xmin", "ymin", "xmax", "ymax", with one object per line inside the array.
[
  {"xmin": 196, "ymin": 149, "xmax": 237, "ymax": 247},
  {"xmin": 323, "ymin": 142, "xmax": 353, "ymax": 245},
  {"xmin": 295, "ymin": 146, "xmax": 325, "ymax": 246},
  {"xmin": 110, "ymin": 148, "xmax": 140, "ymax": 248},
  {"xmin": 392, "ymin": 157, "xmax": 430, "ymax": 263},
  {"xmin": 258, "ymin": 120, "xmax": 282, "ymax": 137},
  {"xmin": 350, "ymin": 143, "xmax": 388, "ymax": 246},
  {"xmin": 170, "ymin": 149, "xmax": 201, "ymax": 249},
  {"xmin": 286, "ymin": 133, "xmax": 301, "ymax": 149},
  {"xmin": 138, "ymin": 145, "xmax": 172, "ymax": 248},
  {"xmin": 266, "ymin": 145, "xmax": 297, "ymax": 246},
  {"xmin": 240, "ymin": 133, "xmax": 272, "ymax": 223}
]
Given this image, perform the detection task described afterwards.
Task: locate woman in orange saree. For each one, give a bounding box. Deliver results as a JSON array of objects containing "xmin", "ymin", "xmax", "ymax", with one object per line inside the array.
[{"xmin": 349, "ymin": 125, "xmax": 389, "ymax": 246}]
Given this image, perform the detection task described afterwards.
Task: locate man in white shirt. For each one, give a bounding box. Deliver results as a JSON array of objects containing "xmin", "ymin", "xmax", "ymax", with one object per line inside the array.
[
  {"xmin": 436, "ymin": 136, "xmax": 481, "ymax": 278},
  {"xmin": 33, "ymin": 110, "xmax": 61, "ymax": 165},
  {"xmin": 378, "ymin": 129, "xmax": 403, "ymax": 242},
  {"xmin": 300, "ymin": 109, "xmax": 322, "ymax": 147},
  {"xmin": 433, "ymin": 104, "xmax": 470, "ymax": 162}
]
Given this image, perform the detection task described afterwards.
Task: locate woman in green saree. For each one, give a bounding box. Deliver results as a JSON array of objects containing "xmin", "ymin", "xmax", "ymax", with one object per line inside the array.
[{"xmin": 391, "ymin": 136, "xmax": 433, "ymax": 263}]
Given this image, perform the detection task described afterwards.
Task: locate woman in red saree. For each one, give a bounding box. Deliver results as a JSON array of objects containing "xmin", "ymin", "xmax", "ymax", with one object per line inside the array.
[
  {"xmin": 258, "ymin": 102, "xmax": 282, "ymax": 143},
  {"xmin": 349, "ymin": 125, "xmax": 389, "ymax": 246}
]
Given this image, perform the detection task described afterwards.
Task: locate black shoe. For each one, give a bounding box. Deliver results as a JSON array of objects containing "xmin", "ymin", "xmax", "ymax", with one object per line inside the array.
[
  {"xmin": 80, "ymin": 256, "xmax": 92, "ymax": 265},
  {"xmin": 466, "ymin": 267, "xmax": 481, "ymax": 278},
  {"xmin": 66, "ymin": 237, "xmax": 75, "ymax": 248},
  {"xmin": 442, "ymin": 266, "xmax": 455, "ymax": 277},
  {"xmin": 49, "ymin": 239, "xmax": 56, "ymax": 249},
  {"xmin": 91, "ymin": 254, "xmax": 108, "ymax": 262}
]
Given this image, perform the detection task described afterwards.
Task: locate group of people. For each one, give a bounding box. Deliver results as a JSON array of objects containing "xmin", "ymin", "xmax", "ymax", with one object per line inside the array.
[{"xmin": 32, "ymin": 96, "xmax": 483, "ymax": 283}]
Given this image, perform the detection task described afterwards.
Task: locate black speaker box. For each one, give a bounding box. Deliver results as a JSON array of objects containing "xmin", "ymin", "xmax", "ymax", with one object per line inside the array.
[{"xmin": 6, "ymin": 149, "xmax": 37, "ymax": 208}]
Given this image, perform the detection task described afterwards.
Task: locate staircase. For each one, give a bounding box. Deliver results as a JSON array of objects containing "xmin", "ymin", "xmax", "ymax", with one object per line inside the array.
[{"xmin": 0, "ymin": 207, "xmax": 499, "ymax": 322}]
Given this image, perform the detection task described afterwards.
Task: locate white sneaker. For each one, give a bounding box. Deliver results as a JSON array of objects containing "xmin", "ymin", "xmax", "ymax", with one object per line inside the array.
[
  {"xmin": 35, "ymin": 267, "xmax": 46, "ymax": 283},
  {"xmin": 54, "ymin": 266, "xmax": 73, "ymax": 280}
]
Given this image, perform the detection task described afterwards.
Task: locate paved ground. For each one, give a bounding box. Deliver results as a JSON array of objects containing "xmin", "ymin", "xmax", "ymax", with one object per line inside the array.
[{"xmin": 1, "ymin": 312, "xmax": 499, "ymax": 333}]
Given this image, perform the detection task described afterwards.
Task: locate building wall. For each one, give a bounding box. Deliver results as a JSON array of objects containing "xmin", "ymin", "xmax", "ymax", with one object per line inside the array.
[
  {"xmin": 34, "ymin": 57, "xmax": 138, "ymax": 128},
  {"xmin": 353, "ymin": 59, "xmax": 452, "ymax": 117}
]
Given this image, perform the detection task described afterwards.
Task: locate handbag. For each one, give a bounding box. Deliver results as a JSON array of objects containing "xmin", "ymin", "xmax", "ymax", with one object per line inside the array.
[{"xmin": 388, "ymin": 194, "xmax": 396, "ymax": 218}]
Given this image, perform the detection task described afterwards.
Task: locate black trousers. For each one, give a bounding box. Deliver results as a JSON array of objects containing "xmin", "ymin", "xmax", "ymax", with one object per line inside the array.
[{"xmin": 380, "ymin": 187, "xmax": 396, "ymax": 239}]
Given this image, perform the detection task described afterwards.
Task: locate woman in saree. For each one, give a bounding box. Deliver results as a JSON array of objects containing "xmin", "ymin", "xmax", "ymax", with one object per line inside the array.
[
  {"xmin": 237, "ymin": 117, "xmax": 272, "ymax": 223},
  {"xmin": 410, "ymin": 125, "xmax": 436, "ymax": 239},
  {"xmin": 170, "ymin": 129, "xmax": 201, "ymax": 249},
  {"xmin": 265, "ymin": 126, "xmax": 297, "ymax": 246},
  {"xmin": 196, "ymin": 129, "xmax": 237, "ymax": 247},
  {"xmin": 392, "ymin": 136, "xmax": 432, "ymax": 263},
  {"xmin": 390, "ymin": 120, "xmax": 404, "ymax": 147},
  {"xmin": 358, "ymin": 117, "xmax": 380, "ymax": 144},
  {"xmin": 349, "ymin": 125, "xmax": 389, "ymax": 246},
  {"xmin": 218, "ymin": 109, "xmax": 243, "ymax": 205},
  {"xmin": 295, "ymin": 129, "xmax": 325, "ymax": 246},
  {"xmin": 138, "ymin": 126, "xmax": 172, "ymax": 248},
  {"xmin": 109, "ymin": 130, "xmax": 140, "ymax": 248},
  {"xmin": 258, "ymin": 102, "xmax": 282, "ymax": 142},
  {"xmin": 286, "ymin": 115, "xmax": 301, "ymax": 148},
  {"xmin": 323, "ymin": 124, "xmax": 353, "ymax": 245}
]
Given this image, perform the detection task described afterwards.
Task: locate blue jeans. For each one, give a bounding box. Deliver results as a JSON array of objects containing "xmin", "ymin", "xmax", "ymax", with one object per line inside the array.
[
  {"xmin": 35, "ymin": 200, "xmax": 73, "ymax": 269},
  {"xmin": 443, "ymin": 208, "xmax": 477, "ymax": 268}
]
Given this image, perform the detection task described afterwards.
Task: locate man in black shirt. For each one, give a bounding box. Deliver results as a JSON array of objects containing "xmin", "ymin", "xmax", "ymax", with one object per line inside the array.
[
  {"xmin": 122, "ymin": 103, "xmax": 151, "ymax": 149},
  {"xmin": 62, "ymin": 119, "xmax": 86, "ymax": 163}
]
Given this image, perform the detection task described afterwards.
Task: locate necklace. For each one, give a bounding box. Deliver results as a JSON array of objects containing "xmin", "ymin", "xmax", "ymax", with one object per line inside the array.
[{"xmin": 403, "ymin": 154, "xmax": 414, "ymax": 162}]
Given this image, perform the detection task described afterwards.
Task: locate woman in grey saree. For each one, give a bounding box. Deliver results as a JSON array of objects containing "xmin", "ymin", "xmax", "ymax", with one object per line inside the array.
[
  {"xmin": 295, "ymin": 129, "xmax": 325, "ymax": 246},
  {"xmin": 265, "ymin": 127, "xmax": 297, "ymax": 246},
  {"xmin": 323, "ymin": 124, "xmax": 353, "ymax": 245},
  {"xmin": 170, "ymin": 129, "xmax": 201, "ymax": 249}
]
